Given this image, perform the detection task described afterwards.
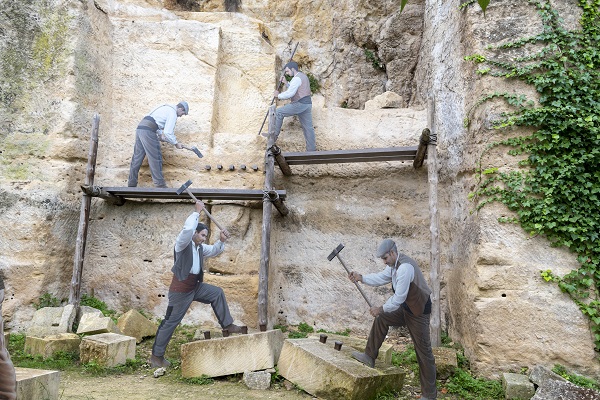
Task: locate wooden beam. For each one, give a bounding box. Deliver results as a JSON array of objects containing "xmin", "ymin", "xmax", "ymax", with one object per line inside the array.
[
  {"xmin": 258, "ymin": 105, "xmax": 276, "ymax": 329},
  {"xmin": 281, "ymin": 146, "xmax": 419, "ymax": 165},
  {"xmin": 69, "ymin": 114, "xmax": 100, "ymax": 311},
  {"xmin": 413, "ymin": 128, "xmax": 430, "ymax": 169},
  {"xmin": 265, "ymin": 190, "xmax": 289, "ymax": 216},
  {"xmin": 81, "ymin": 185, "xmax": 126, "ymax": 206},
  {"xmin": 272, "ymin": 144, "xmax": 292, "ymax": 176},
  {"xmin": 427, "ymin": 99, "xmax": 441, "ymax": 347},
  {"xmin": 92, "ymin": 187, "xmax": 286, "ymax": 202}
]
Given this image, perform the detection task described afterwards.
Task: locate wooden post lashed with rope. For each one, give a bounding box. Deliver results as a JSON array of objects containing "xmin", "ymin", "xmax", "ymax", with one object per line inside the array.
[
  {"xmin": 69, "ymin": 114, "xmax": 100, "ymax": 311},
  {"xmin": 427, "ymin": 98, "xmax": 441, "ymax": 347},
  {"xmin": 258, "ymin": 105, "xmax": 277, "ymax": 328}
]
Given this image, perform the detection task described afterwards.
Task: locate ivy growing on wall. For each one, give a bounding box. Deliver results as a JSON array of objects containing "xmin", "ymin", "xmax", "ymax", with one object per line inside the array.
[{"xmin": 466, "ymin": 0, "xmax": 600, "ymax": 349}]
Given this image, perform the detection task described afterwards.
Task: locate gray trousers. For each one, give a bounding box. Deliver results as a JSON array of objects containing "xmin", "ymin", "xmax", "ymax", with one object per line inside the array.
[
  {"xmin": 0, "ymin": 289, "xmax": 16, "ymax": 400},
  {"xmin": 274, "ymin": 102, "xmax": 316, "ymax": 151},
  {"xmin": 128, "ymin": 129, "xmax": 167, "ymax": 188},
  {"xmin": 152, "ymin": 282, "xmax": 234, "ymax": 357},
  {"xmin": 365, "ymin": 306, "xmax": 437, "ymax": 399}
]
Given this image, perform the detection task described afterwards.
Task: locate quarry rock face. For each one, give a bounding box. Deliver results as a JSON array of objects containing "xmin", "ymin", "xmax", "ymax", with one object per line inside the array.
[{"xmin": 0, "ymin": 0, "xmax": 597, "ymax": 379}]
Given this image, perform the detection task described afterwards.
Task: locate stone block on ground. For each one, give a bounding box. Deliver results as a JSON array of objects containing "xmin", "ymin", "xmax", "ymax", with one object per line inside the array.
[
  {"xmin": 309, "ymin": 333, "xmax": 393, "ymax": 364},
  {"xmin": 76, "ymin": 312, "xmax": 120, "ymax": 335},
  {"xmin": 79, "ymin": 333, "xmax": 136, "ymax": 367},
  {"xmin": 432, "ymin": 347, "xmax": 458, "ymax": 380},
  {"xmin": 364, "ymin": 91, "xmax": 404, "ymax": 110},
  {"xmin": 278, "ymin": 338, "xmax": 405, "ymax": 400},
  {"xmin": 503, "ymin": 372, "xmax": 535, "ymax": 400},
  {"xmin": 181, "ymin": 329, "xmax": 284, "ymax": 378},
  {"xmin": 243, "ymin": 370, "xmax": 271, "ymax": 390},
  {"xmin": 116, "ymin": 309, "xmax": 157, "ymax": 343},
  {"xmin": 26, "ymin": 305, "xmax": 76, "ymax": 337},
  {"xmin": 75, "ymin": 306, "xmax": 104, "ymax": 326},
  {"xmin": 25, "ymin": 333, "xmax": 80, "ymax": 358},
  {"xmin": 15, "ymin": 367, "xmax": 60, "ymax": 400}
]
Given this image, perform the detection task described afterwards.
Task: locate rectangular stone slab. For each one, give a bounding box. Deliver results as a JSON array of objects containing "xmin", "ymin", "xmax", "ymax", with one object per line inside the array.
[
  {"xmin": 16, "ymin": 367, "xmax": 60, "ymax": 400},
  {"xmin": 79, "ymin": 333, "xmax": 136, "ymax": 367},
  {"xmin": 181, "ymin": 329, "xmax": 284, "ymax": 378},
  {"xmin": 278, "ymin": 338, "xmax": 405, "ymax": 400},
  {"xmin": 25, "ymin": 333, "xmax": 81, "ymax": 358}
]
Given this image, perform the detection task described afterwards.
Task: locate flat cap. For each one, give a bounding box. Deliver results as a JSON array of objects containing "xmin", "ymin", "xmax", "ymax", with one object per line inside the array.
[{"xmin": 376, "ymin": 239, "xmax": 395, "ymax": 258}]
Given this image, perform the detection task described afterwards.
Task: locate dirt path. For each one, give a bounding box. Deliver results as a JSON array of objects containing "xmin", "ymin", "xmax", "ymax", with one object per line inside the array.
[{"xmin": 59, "ymin": 370, "xmax": 315, "ymax": 400}]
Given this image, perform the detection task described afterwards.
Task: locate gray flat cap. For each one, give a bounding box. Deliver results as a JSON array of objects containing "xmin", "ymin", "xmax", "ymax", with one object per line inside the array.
[{"xmin": 376, "ymin": 239, "xmax": 395, "ymax": 258}]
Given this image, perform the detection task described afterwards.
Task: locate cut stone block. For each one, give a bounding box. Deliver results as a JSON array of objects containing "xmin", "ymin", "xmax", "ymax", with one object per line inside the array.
[
  {"xmin": 116, "ymin": 309, "xmax": 157, "ymax": 343},
  {"xmin": 75, "ymin": 306, "xmax": 104, "ymax": 326},
  {"xmin": 432, "ymin": 347, "xmax": 458, "ymax": 379},
  {"xmin": 243, "ymin": 370, "xmax": 271, "ymax": 390},
  {"xmin": 76, "ymin": 312, "xmax": 120, "ymax": 335},
  {"xmin": 181, "ymin": 329, "xmax": 284, "ymax": 378},
  {"xmin": 278, "ymin": 338, "xmax": 405, "ymax": 400},
  {"xmin": 26, "ymin": 305, "xmax": 76, "ymax": 337},
  {"xmin": 25, "ymin": 333, "xmax": 81, "ymax": 358},
  {"xmin": 80, "ymin": 333, "xmax": 136, "ymax": 367},
  {"xmin": 503, "ymin": 372, "xmax": 536, "ymax": 400},
  {"xmin": 15, "ymin": 367, "xmax": 60, "ymax": 400},
  {"xmin": 309, "ymin": 333, "xmax": 393, "ymax": 364}
]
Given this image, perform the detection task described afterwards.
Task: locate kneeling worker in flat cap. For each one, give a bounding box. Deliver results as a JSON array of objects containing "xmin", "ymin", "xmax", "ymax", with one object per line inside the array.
[
  {"xmin": 349, "ymin": 239, "xmax": 437, "ymax": 400},
  {"xmin": 151, "ymin": 201, "xmax": 245, "ymax": 368}
]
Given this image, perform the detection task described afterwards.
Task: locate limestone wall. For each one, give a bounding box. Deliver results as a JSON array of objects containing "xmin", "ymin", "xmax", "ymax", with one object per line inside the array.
[{"xmin": 0, "ymin": 0, "xmax": 598, "ymax": 380}]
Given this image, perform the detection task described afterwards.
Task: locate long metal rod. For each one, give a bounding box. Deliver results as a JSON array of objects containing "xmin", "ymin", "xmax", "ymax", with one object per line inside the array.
[{"xmin": 257, "ymin": 42, "xmax": 299, "ymax": 136}]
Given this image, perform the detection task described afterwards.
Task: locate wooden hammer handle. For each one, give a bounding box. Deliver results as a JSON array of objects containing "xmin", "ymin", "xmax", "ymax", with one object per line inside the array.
[
  {"xmin": 336, "ymin": 253, "xmax": 373, "ymax": 308},
  {"xmin": 185, "ymin": 188, "xmax": 230, "ymax": 236}
]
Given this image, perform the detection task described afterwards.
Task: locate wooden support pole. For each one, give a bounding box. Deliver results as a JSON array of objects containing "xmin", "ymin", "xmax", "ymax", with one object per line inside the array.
[
  {"xmin": 266, "ymin": 190, "xmax": 289, "ymax": 216},
  {"xmin": 258, "ymin": 105, "xmax": 276, "ymax": 328},
  {"xmin": 80, "ymin": 185, "xmax": 126, "ymax": 206},
  {"xmin": 272, "ymin": 144, "xmax": 292, "ymax": 176},
  {"xmin": 69, "ymin": 114, "xmax": 100, "ymax": 311},
  {"xmin": 427, "ymin": 99, "xmax": 441, "ymax": 347},
  {"xmin": 413, "ymin": 128, "xmax": 430, "ymax": 169}
]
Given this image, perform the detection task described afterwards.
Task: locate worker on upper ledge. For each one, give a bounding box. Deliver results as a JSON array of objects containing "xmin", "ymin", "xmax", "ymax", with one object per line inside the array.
[{"xmin": 271, "ymin": 61, "xmax": 316, "ymax": 151}]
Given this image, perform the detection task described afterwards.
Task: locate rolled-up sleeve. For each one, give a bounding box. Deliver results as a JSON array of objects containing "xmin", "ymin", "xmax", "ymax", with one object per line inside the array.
[{"xmin": 175, "ymin": 212, "xmax": 199, "ymax": 252}]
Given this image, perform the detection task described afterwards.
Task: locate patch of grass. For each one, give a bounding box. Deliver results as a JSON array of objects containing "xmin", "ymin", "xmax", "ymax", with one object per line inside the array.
[
  {"xmin": 391, "ymin": 345, "xmax": 419, "ymax": 375},
  {"xmin": 375, "ymin": 389, "xmax": 401, "ymax": 399},
  {"xmin": 306, "ymin": 72, "xmax": 321, "ymax": 94},
  {"xmin": 34, "ymin": 293, "xmax": 62, "ymax": 309},
  {"xmin": 317, "ymin": 328, "xmax": 351, "ymax": 336},
  {"xmin": 552, "ymin": 364, "xmax": 600, "ymax": 391},
  {"xmin": 273, "ymin": 324, "xmax": 288, "ymax": 333},
  {"xmin": 81, "ymin": 294, "xmax": 116, "ymax": 320},
  {"xmin": 297, "ymin": 322, "xmax": 314, "ymax": 334},
  {"xmin": 181, "ymin": 375, "xmax": 214, "ymax": 385},
  {"xmin": 444, "ymin": 369, "xmax": 504, "ymax": 400}
]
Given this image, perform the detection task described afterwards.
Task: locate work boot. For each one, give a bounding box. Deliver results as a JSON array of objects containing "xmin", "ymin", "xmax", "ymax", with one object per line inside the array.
[
  {"xmin": 150, "ymin": 354, "xmax": 171, "ymax": 368},
  {"xmin": 224, "ymin": 323, "xmax": 244, "ymax": 334},
  {"xmin": 351, "ymin": 351, "xmax": 375, "ymax": 368}
]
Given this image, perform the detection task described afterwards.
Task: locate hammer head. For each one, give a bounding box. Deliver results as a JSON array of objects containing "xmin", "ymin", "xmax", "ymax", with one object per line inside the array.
[
  {"xmin": 327, "ymin": 243, "xmax": 345, "ymax": 261},
  {"xmin": 176, "ymin": 179, "xmax": 192, "ymax": 195}
]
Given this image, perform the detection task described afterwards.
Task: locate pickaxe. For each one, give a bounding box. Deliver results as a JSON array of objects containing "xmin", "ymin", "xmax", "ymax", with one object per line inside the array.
[
  {"xmin": 327, "ymin": 244, "xmax": 373, "ymax": 307},
  {"xmin": 158, "ymin": 135, "xmax": 203, "ymax": 158},
  {"xmin": 176, "ymin": 180, "xmax": 230, "ymax": 238}
]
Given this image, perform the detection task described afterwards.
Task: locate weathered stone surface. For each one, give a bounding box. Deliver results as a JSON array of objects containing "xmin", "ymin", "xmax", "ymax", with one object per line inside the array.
[
  {"xmin": 116, "ymin": 309, "xmax": 157, "ymax": 343},
  {"xmin": 529, "ymin": 365, "xmax": 567, "ymax": 385},
  {"xmin": 24, "ymin": 333, "xmax": 80, "ymax": 358},
  {"xmin": 364, "ymin": 91, "xmax": 404, "ymax": 111},
  {"xmin": 181, "ymin": 329, "xmax": 284, "ymax": 378},
  {"xmin": 308, "ymin": 333, "xmax": 392, "ymax": 364},
  {"xmin": 15, "ymin": 367, "xmax": 60, "ymax": 400},
  {"xmin": 76, "ymin": 313, "xmax": 120, "ymax": 335},
  {"xmin": 503, "ymin": 372, "xmax": 535, "ymax": 400},
  {"xmin": 432, "ymin": 347, "xmax": 458, "ymax": 380},
  {"xmin": 26, "ymin": 306, "xmax": 76, "ymax": 337},
  {"xmin": 531, "ymin": 379, "xmax": 600, "ymax": 400},
  {"xmin": 79, "ymin": 333, "xmax": 136, "ymax": 367},
  {"xmin": 277, "ymin": 338, "xmax": 405, "ymax": 400},
  {"xmin": 242, "ymin": 370, "xmax": 271, "ymax": 390}
]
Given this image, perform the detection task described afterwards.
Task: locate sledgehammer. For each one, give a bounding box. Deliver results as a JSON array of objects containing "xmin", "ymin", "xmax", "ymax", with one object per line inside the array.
[
  {"xmin": 176, "ymin": 180, "xmax": 230, "ymax": 238},
  {"xmin": 327, "ymin": 244, "xmax": 373, "ymax": 307}
]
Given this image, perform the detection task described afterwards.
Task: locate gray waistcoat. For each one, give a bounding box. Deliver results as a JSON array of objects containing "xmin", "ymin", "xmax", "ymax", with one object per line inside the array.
[
  {"xmin": 171, "ymin": 242, "xmax": 204, "ymax": 282},
  {"xmin": 397, "ymin": 253, "xmax": 432, "ymax": 317}
]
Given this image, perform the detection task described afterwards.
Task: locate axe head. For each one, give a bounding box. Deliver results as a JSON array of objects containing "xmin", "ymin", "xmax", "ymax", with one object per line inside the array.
[
  {"xmin": 176, "ymin": 179, "xmax": 193, "ymax": 195},
  {"xmin": 327, "ymin": 243, "xmax": 345, "ymax": 261}
]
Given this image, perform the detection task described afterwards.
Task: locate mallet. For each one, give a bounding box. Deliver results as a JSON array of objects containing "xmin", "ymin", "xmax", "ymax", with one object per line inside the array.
[
  {"xmin": 327, "ymin": 244, "xmax": 373, "ymax": 307},
  {"xmin": 157, "ymin": 135, "xmax": 203, "ymax": 158},
  {"xmin": 176, "ymin": 180, "xmax": 230, "ymax": 238}
]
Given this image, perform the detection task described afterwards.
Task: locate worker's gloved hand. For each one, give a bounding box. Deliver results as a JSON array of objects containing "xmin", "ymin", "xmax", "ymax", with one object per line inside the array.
[
  {"xmin": 348, "ymin": 271, "xmax": 362, "ymax": 283},
  {"xmin": 175, "ymin": 143, "xmax": 183, "ymax": 149},
  {"xmin": 220, "ymin": 230, "xmax": 231, "ymax": 241}
]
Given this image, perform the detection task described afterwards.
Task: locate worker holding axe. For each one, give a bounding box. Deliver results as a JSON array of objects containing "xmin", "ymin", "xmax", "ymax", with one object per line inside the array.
[
  {"xmin": 334, "ymin": 239, "xmax": 437, "ymax": 400},
  {"xmin": 128, "ymin": 101, "xmax": 192, "ymax": 188},
  {"xmin": 150, "ymin": 200, "xmax": 245, "ymax": 368}
]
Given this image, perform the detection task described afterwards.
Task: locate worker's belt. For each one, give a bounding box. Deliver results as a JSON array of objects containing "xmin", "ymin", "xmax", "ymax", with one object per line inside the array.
[{"xmin": 137, "ymin": 116, "xmax": 159, "ymax": 132}]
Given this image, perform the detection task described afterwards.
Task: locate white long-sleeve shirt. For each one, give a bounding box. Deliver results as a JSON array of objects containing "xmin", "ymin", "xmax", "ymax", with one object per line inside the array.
[
  {"xmin": 175, "ymin": 212, "xmax": 224, "ymax": 274},
  {"xmin": 150, "ymin": 104, "xmax": 179, "ymax": 145},
  {"xmin": 361, "ymin": 259, "xmax": 415, "ymax": 313},
  {"xmin": 277, "ymin": 76, "xmax": 302, "ymax": 100}
]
